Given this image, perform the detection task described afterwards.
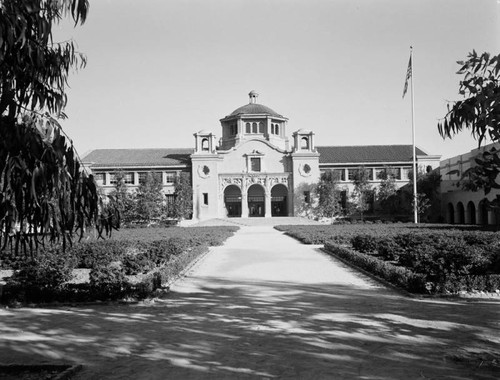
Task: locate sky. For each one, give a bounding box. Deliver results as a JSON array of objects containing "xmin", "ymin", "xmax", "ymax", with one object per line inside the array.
[{"xmin": 55, "ymin": 0, "xmax": 499, "ymax": 161}]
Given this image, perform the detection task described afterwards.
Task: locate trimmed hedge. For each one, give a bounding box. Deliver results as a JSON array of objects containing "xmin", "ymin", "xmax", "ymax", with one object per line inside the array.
[
  {"xmin": 278, "ymin": 224, "xmax": 500, "ymax": 294},
  {"xmin": 324, "ymin": 242, "xmax": 427, "ymax": 293},
  {"xmin": 1, "ymin": 226, "xmax": 238, "ymax": 304}
]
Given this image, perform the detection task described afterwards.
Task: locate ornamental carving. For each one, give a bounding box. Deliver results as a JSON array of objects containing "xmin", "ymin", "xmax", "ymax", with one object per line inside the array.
[{"xmin": 220, "ymin": 174, "xmax": 290, "ymax": 192}]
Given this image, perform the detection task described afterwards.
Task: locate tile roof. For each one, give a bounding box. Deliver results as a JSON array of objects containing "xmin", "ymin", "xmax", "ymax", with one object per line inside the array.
[
  {"xmin": 229, "ymin": 103, "xmax": 283, "ymax": 117},
  {"xmin": 82, "ymin": 148, "xmax": 193, "ymax": 167},
  {"xmin": 317, "ymin": 145, "xmax": 427, "ymax": 164}
]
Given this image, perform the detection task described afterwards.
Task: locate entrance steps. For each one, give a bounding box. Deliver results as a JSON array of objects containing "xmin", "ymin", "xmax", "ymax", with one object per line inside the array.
[{"xmin": 188, "ymin": 217, "xmax": 322, "ymax": 227}]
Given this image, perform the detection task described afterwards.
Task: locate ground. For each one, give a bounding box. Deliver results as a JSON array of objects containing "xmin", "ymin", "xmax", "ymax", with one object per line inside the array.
[{"xmin": 0, "ymin": 223, "xmax": 499, "ymax": 379}]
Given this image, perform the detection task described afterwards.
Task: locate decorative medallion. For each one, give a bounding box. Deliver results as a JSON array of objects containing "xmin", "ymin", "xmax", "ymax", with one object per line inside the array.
[
  {"xmin": 299, "ymin": 163, "xmax": 312, "ymax": 177},
  {"xmin": 198, "ymin": 165, "xmax": 211, "ymax": 178}
]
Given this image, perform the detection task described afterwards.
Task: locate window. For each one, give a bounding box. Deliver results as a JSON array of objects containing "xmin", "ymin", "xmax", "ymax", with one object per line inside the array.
[
  {"xmin": 94, "ymin": 172, "xmax": 105, "ymax": 185},
  {"xmin": 138, "ymin": 172, "xmax": 148, "ymax": 184},
  {"xmin": 275, "ymin": 124, "xmax": 279, "ymax": 135},
  {"xmin": 201, "ymin": 138, "xmax": 209, "ymax": 151},
  {"xmin": 301, "ymin": 137, "xmax": 309, "ymax": 150},
  {"xmin": 258, "ymin": 122, "xmax": 264, "ymax": 133},
  {"xmin": 246, "ymin": 123, "xmax": 251, "ymax": 133},
  {"xmin": 333, "ymin": 169, "xmax": 345, "ymax": 181},
  {"xmin": 109, "ymin": 173, "xmax": 117, "ymax": 185},
  {"xmin": 347, "ymin": 169, "xmax": 357, "ymax": 181},
  {"xmin": 166, "ymin": 172, "xmax": 175, "ymax": 184},
  {"xmin": 250, "ymin": 157, "xmax": 261, "ymax": 172},
  {"xmin": 401, "ymin": 167, "xmax": 411, "ymax": 180},
  {"xmin": 252, "ymin": 122, "xmax": 257, "ymax": 133},
  {"xmin": 124, "ymin": 172, "xmax": 134, "ymax": 184},
  {"xmin": 203, "ymin": 193, "xmax": 208, "ymax": 205},
  {"xmin": 304, "ymin": 191, "xmax": 311, "ymax": 204}
]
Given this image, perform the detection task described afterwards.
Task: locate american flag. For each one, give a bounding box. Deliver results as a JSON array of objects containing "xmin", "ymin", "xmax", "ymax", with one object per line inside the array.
[{"xmin": 402, "ymin": 55, "xmax": 412, "ymax": 98}]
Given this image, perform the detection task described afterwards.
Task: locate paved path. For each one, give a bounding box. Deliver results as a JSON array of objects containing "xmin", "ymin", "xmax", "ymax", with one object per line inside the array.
[{"xmin": 1, "ymin": 226, "xmax": 499, "ymax": 379}]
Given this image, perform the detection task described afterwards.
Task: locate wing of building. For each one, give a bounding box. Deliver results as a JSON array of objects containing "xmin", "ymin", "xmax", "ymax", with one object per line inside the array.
[{"xmin": 82, "ymin": 91, "xmax": 441, "ymax": 221}]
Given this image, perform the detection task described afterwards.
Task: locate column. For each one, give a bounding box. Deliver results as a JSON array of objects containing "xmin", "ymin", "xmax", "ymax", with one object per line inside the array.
[
  {"xmin": 241, "ymin": 191, "xmax": 249, "ymax": 218},
  {"xmin": 265, "ymin": 190, "xmax": 272, "ymax": 218}
]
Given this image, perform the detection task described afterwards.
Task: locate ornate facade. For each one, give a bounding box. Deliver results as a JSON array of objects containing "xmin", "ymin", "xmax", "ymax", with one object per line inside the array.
[{"xmin": 82, "ymin": 91, "xmax": 441, "ymax": 221}]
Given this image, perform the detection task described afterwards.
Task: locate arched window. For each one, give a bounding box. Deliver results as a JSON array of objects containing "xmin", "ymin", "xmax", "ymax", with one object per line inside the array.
[
  {"xmin": 246, "ymin": 123, "xmax": 251, "ymax": 133},
  {"xmin": 275, "ymin": 124, "xmax": 279, "ymax": 135},
  {"xmin": 258, "ymin": 122, "xmax": 264, "ymax": 133},
  {"xmin": 201, "ymin": 138, "xmax": 209, "ymax": 151},
  {"xmin": 301, "ymin": 137, "xmax": 309, "ymax": 150},
  {"xmin": 252, "ymin": 122, "xmax": 257, "ymax": 133}
]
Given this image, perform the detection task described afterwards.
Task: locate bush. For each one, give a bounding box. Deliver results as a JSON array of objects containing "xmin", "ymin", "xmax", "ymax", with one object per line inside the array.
[
  {"xmin": 324, "ymin": 242, "xmax": 427, "ymax": 293},
  {"xmin": 89, "ymin": 263, "xmax": 129, "ymax": 300},
  {"xmin": 7, "ymin": 248, "xmax": 75, "ymax": 290},
  {"xmin": 351, "ymin": 234, "xmax": 379, "ymax": 253}
]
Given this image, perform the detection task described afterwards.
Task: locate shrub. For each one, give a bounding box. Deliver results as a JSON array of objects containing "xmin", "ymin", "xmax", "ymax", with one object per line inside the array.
[
  {"xmin": 351, "ymin": 234, "xmax": 379, "ymax": 253},
  {"xmin": 324, "ymin": 243, "xmax": 427, "ymax": 293},
  {"xmin": 89, "ymin": 263, "xmax": 129, "ymax": 300},
  {"xmin": 7, "ymin": 248, "xmax": 75, "ymax": 290}
]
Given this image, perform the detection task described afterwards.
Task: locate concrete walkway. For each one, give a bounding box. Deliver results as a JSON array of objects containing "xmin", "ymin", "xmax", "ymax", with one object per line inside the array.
[{"xmin": 1, "ymin": 226, "xmax": 499, "ymax": 379}]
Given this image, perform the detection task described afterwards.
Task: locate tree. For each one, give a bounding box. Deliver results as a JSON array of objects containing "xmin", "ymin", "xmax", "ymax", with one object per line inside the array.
[
  {"xmin": 377, "ymin": 167, "xmax": 398, "ymax": 214},
  {"xmin": 316, "ymin": 170, "xmax": 343, "ymax": 218},
  {"xmin": 350, "ymin": 167, "xmax": 373, "ymax": 220},
  {"xmin": 438, "ymin": 51, "xmax": 500, "ymax": 196},
  {"xmin": 107, "ymin": 171, "xmax": 134, "ymax": 226},
  {"xmin": 133, "ymin": 173, "xmax": 165, "ymax": 225},
  {"xmin": 170, "ymin": 172, "xmax": 192, "ymax": 220},
  {"xmin": 0, "ymin": 1, "xmax": 99, "ymax": 254}
]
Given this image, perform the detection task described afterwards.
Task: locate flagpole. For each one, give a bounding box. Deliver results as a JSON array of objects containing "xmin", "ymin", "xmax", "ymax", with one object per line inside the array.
[{"xmin": 410, "ymin": 46, "xmax": 418, "ymax": 224}]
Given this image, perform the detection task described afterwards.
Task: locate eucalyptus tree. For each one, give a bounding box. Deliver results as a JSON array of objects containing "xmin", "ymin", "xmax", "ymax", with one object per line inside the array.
[
  {"xmin": 0, "ymin": 1, "xmax": 100, "ymax": 254},
  {"xmin": 438, "ymin": 51, "xmax": 500, "ymax": 196}
]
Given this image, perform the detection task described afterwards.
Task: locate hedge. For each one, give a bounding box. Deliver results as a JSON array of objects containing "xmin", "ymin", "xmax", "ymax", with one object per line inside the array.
[{"xmin": 324, "ymin": 242, "xmax": 427, "ymax": 293}]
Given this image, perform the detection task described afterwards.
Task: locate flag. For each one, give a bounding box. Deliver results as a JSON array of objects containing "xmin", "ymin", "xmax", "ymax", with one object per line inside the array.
[{"xmin": 402, "ymin": 55, "xmax": 412, "ymax": 98}]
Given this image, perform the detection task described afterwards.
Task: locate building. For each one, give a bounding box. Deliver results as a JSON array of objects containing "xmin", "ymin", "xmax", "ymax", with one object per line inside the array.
[
  {"xmin": 441, "ymin": 142, "xmax": 500, "ymax": 225},
  {"xmin": 82, "ymin": 91, "xmax": 441, "ymax": 221}
]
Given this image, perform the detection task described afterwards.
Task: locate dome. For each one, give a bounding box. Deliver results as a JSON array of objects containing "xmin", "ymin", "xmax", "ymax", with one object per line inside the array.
[{"xmin": 229, "ymin": 103, "xmax": 283, "ymax": 117}]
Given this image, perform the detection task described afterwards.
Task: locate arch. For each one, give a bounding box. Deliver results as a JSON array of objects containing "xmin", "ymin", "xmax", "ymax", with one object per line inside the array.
[
  {"xmin": 258, "ymin": 122, "xmax": 264, "ymax": 133},
  {"xmin": 479, "ymin": 199, "xmax": 489, "ymax": 225},
  {"xmin": 456, "ymin": 202, "xmax": 465, "ymax": 224},
  {"xmin": 447, "ymin": 202, "xmax": 455, "ymax": 224},
  {"xmin": 247, "ymin": 184, "xmax": 265, "ymax": 217},
  {"xmin": 301, "ymin": 136, "xmax": 309, "ymax": 150},
  {"xmin": 201, "ymin": 138, "xmax": 209, "ymax": 151},
  {"xmin": 466, "ymin": 201, "xmax": 476, "ymax": 224},
  {"xmin": 245, "ymin": 123, "xmax": 251, "ymax": 133},
  {"xmin": 252, "ymin": 122, "xmax": 257, "ymax": 133},
  {"xmin": 271, "ymin": 184, "xmax": 288, "ymax": 216},
  {"xmin": 224, "ymin": 185, "xmax": 242, "ymax": 217}
]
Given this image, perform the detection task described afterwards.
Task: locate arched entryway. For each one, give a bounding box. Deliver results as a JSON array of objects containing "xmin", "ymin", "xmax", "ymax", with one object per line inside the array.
[
  {"xmin": 248, "ymin": 184, "xmax": 265, "ymax": 217},
  {"xmin": 466, "ymin": 201, "xmax": 476, "ymax": 224},
  {"xmin": 447, "ymin": 203, "xmax": 455, "ymax": 224},
  {"xmin": 271, "ymin": 184, "xmax": 288, "ymax": 216},
  {"xmin": 224, "ymin": 185, "xmax": 242, "ymax": 217},
  {"xmin": 456, "ymin": 202, "xmax": 465, "ymax": 224},
  {"xmin": 479, "ymin": 199, "xmax": 489, "ymax": 225}
]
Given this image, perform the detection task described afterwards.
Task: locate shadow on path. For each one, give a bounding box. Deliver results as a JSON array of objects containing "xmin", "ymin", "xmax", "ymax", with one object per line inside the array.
[{"xmin": 1, "ymin": 277, "xmax": 499, "ymax": 379}]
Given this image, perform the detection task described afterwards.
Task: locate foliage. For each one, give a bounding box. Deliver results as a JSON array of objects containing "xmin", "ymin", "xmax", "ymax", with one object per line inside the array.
[
  {"xmin": 7, "ymin": 247, "xmax": 75, "ymax": 289},
  {"xmin": 107, "ymin": 171, "xmax": 135, "ymax": 226},
  {"xmin": 132, "ymin": 172, "xmax": 165, "ymax": 225},
  {"xmin": 293, "ymin": 182, "xmax": 317, "ymax": 218},
  {"xmin": 316, "ymin": 170, "xmax": 343, "ymax": 218},
  {"xmin": 350, "ymin": 167, "xmax": 373, "ymax": 220},
  {"xmin": 324, "ymin": 242, "xmax": 427, "ymax": 293},
  {"xmin": 438, "ymin": 51, "xmax": 500, "ymax": 200},
  {"xmin": 376, "ymin": 167, "xmax": 399, "ymax": 213},
  {"xmin": 170, "ymin": 172, "xmax": 192, "ymax": 220},
  {"xmin": 89, "ymin": 262, "xmax": 129, "ymax": 300},
  {"xmin": 0, "ymin": 0, "xmax": 101, "ymax": 256}
]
